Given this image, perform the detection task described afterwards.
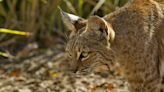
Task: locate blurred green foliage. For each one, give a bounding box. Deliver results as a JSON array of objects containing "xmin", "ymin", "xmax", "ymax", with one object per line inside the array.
[{"xmin": 0, "ymin": 0, "xmax": 128, "ymax": 56}]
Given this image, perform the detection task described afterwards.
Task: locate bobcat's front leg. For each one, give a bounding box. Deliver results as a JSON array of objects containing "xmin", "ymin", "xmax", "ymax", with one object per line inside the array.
[{"xmin": 122, "ymin": 60, "xmax": 161, "ymax": 92}]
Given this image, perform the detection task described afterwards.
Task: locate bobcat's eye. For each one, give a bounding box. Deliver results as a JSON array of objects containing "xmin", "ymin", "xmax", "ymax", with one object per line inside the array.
[
  {"xmin": 67, "ymin": 51, "xmax": 72, "ymax": 58},
  {"xmin": 80, "ymin": 52, "xmax": 89, "ymax": 58}
]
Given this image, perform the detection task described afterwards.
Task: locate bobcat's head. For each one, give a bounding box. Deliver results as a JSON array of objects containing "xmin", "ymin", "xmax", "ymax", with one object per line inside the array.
[{"xmin": 59, "ymin": 7, "xmax": 116, "ymax": 75}]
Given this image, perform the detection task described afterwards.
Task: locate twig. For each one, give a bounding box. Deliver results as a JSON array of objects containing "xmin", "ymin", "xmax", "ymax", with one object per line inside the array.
[
  {"xmin": 63, "ymin": 0, "xmax": 77, "ymax": 15},
  {"xmin": 87, "ymin": 0, "xmax": 106, "ymax": 17}
]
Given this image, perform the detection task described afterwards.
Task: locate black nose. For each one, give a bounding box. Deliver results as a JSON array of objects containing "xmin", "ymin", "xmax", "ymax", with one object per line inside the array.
[{"xmin": 70, "ymin": 69, "xmax": 77, "ymax": 73}]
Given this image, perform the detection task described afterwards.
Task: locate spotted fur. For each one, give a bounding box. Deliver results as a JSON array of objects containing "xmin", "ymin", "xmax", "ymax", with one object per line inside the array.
[{"xmin": 59, "ymin": 0, "xmax": 164, "ymax": 92}]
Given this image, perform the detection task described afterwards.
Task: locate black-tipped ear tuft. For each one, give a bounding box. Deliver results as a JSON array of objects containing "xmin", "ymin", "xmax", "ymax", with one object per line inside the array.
[
  {"xmin": 58, "ymin": 6, "xmax": 65, "ymax": 17},
  {"xmin": 58, "ymin": 6, "xmax": 87, "ymax": 38},
  {"xmin": 58, "ymin": 6, "xmax": 84, "ymax": 24},
  {"xmin": 58, "ymin": 6, "xmax": 85, "ymax": 30}
]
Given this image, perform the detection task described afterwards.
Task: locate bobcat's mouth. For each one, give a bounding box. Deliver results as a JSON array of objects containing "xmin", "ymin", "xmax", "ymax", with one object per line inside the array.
[
  {"xmin": 76, "ymin": 67, "xmax": 92, "ymax": 75},
  {"xmin": 70, "ymin": 60, "xmax": 112, "ymax": 75},
  {"xmin": 75, "ymin": 64, "xmax": 110, "ymax": 75}
]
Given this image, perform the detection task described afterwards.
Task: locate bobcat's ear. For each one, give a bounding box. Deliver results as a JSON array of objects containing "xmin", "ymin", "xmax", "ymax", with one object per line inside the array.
[
  {"xmin": 58, "ymin": 6, "xmax": 85, "ymax": 31},
  {"xmin": 87, "ymin": 16, "xmax": 115, "ymax": 44}
]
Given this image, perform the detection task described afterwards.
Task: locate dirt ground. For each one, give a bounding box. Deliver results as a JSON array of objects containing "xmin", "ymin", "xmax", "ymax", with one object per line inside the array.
[{"xmin": 0, "ymin": 42, "xmax": 129, "ymax": 92}]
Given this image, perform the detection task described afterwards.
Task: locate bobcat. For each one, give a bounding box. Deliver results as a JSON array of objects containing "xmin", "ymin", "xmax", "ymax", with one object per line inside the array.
[{"xmin": 59, "ymin": 0, "xmax": 164, "ymax": 92}]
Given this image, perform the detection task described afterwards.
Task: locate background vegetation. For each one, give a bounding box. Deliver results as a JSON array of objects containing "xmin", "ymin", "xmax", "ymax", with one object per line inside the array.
[{"xmin": 0, "ymin": 0, "xmax": 128, "ymax": 61}]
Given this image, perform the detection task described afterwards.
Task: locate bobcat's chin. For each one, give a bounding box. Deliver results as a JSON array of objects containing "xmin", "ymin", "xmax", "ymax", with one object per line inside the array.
[
  {"xmin": 75, "ymin": 64, "xmax": 111, "ymax": 75},
  {"xmin": 75, "ymin": 67, "xmax": 92, "ymax": 75}
]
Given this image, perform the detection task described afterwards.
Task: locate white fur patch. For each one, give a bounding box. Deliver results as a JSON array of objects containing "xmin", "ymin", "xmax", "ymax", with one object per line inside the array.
[
  {"xmin": 68, "ymin": 13, "xmax": 80, "ymax": 21},
  {"xmin": 81, "ymin": 54, "xmax": 90, "ymax": 61},
  {"xmin": 101, "ymin": 18, "xmax": 110, "ymax": 36},
  {"xmin": 94, "ymin": 64, "xmax": 109, "ymax": 72},
  {"xmin": 67, "ymin": 52, "xmax": 72, "ymax": 58}
]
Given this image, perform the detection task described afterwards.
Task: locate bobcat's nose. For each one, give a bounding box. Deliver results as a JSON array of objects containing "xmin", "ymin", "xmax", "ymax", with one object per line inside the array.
[
  {"xmin": 70, "ymin": 70, "xmax": 76, "ymax": 73},
  {"xmin": 69, "ymin": 61, "xmax": 78, "ymax": 73},
  {"xmin": 70, "ymin": 68, "xmax": 77, "ymax": 73}
]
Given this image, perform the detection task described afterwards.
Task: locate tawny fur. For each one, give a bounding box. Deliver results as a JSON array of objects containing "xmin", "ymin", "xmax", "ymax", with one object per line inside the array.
[{"xmin": 59, "ymin": 0, "xmax": 164, "ymax": 92}]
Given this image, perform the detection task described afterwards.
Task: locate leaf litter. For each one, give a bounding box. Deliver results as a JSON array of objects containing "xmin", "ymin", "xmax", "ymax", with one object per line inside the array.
[{"xmin": 0, "ymin": 43, "xmax": 129, "ymax": 92}]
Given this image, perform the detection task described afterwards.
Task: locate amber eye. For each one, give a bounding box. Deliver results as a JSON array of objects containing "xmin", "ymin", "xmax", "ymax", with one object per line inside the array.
[{"xmin": 80, "ymin": 52, "xmax": 89, "ymax": 58}]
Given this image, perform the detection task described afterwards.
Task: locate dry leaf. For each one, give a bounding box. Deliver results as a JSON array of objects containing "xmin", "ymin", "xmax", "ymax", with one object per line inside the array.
[
  {"xmin": 99, "ymin": 68, "xmax": 104, "ymax": 71},
  {"xmin": 49, "ymin": 71, "xmax": 57, "ymax": 77},
  {"xmin": 0, "ymin": 75, "xmax": 9, "ymax": 79},
  {"xmin": 11, "ymin": 70, "xmax": 20, "ymax": 76},
  {"xmin": 87, "ymin": 85, "xmax": 97, "ymax": 91},
  {"xmin": 46, "ymin": 67, "xmax": 57, "ymax": 77},
  {"xmin": 116, "ymin": 67, "xmax": 122, "ymax": 75},
  {"xmin": 105, "ymin": 84, "xmax": 114, "ymax": 89},
  {"xmin": 20, "ymin": 42, "xmax": 38, "ymax": 56}
]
